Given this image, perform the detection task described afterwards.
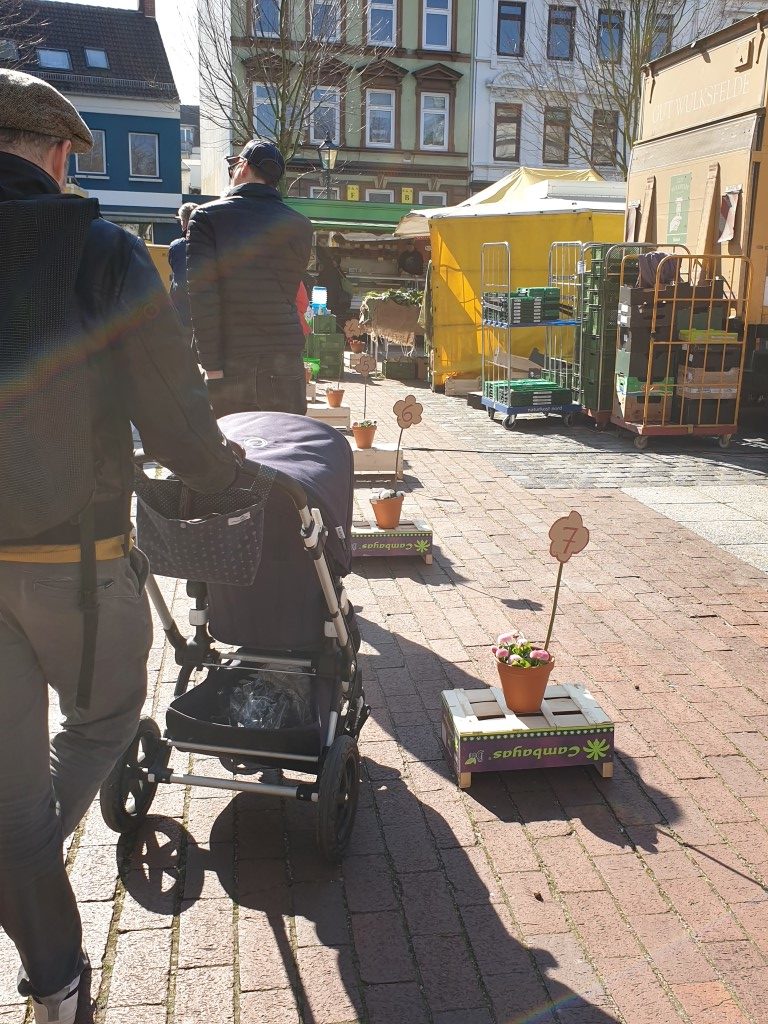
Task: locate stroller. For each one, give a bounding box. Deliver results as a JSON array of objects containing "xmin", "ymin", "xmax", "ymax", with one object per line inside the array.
[{"xmin": 99, "ymin": 412, "xmax": 368, "ymax": 862}]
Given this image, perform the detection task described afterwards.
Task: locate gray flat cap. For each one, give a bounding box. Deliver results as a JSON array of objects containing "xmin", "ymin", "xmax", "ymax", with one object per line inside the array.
[{"xmin": 0, "ymin": 69, "xmax": 93, "ymax": 154}]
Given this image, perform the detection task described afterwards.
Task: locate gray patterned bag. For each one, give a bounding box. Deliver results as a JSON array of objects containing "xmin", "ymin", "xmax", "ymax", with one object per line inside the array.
[{"xmin": 135, "ymin": 468, "xmax": 274, "ymax": 585}]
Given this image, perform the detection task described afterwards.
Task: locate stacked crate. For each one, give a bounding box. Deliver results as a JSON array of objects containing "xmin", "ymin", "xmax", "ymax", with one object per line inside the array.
[
  {"xmin": 482, "ymin": 378, "xmax": 571, "ymax": 409},
  {"xmin": 482, "ymin": 287, "xmax": 560, "ymax": 327},
  {"xmin": 579, "ymin": 244, "xmax": 623, "ymax": 417},
  {"xmin": 305, "ymin": 313, "xmax": 346, "ymax": 381},
  {"xmin": 674, "ymin": 328, "xmax": 741, "ymax": 425}
]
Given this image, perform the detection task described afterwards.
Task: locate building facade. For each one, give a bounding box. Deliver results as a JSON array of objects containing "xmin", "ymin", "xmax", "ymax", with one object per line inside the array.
[
  {"xmin": 200, "ymin": 0, "xmax": 474, "ymax": 207},
  {"xmin": 2, "ymin": 0, "xmax": 181, "ymax": 242},
  {"xmin": 181, "ymin": 104, "xmax": 202, "ymax": 194},
  {"xmin": 471, "ymin": 1, "xmax": 761, "ymax": 189}
]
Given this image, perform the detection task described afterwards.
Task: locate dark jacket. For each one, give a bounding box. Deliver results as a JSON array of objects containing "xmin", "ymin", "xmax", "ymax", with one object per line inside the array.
[
  {"xmin": 0, "ymin": 153, "xmax": 238, "ymax": 545},
  {"xmin": 168, "ymin": 235, "xmax": 191, "ymax": 326},
  {"xmin": 186, "ymin": 183, "xmax": 313, "ymax": 372}
]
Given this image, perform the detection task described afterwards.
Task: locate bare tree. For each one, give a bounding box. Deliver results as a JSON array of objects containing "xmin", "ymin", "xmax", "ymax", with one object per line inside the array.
[
  {"xmin": 0, "ymin": 1, "xmax": 47, "ymax": 68},
  {"xmin": 198, "ymin": 0, "xmax": 391, "ymax": 188},
  {"xmin": 522, "ymin": 1, "xmax": 750, "ymax": 178}
]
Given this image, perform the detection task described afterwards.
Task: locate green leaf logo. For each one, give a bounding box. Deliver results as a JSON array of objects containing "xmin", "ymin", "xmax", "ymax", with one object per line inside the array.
[
  {"xmin": 415, "ymin": 539, "xmax": 430, "ymax": 554},
  {"xmin": 583, "ymin": 738, "xmax": 610, "ymax": 761}
]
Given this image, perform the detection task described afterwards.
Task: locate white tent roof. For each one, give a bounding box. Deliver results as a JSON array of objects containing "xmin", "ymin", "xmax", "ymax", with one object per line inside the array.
[{"xmin": 395, "ymin": 168, "xmax": 627, "ymax": 237}]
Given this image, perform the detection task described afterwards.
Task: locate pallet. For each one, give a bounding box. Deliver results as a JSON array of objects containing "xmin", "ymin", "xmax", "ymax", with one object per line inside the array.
[
  {"xmin": 350, "ymin": 442, "xmax": 403, "ymax": 479},
  {"xmin": 351, "ymin": 517, "xmax": 433, "ymax": 563},
  {"xmin": 306, "ymin": 402, "xmax": 351, "ymax": 429},
  {"xmin": 441, "ymin": 683, "xmax": 614, "ymax": 789}
]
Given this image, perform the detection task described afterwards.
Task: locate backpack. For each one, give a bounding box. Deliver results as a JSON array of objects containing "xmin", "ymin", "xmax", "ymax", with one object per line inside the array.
[
  {"xmin": 0, "ymin": 195, "xmax": 99, "ymax": 538},
  {"xmin": 0, "ymin": 194, "xmax": 101, "ymax": 706}
]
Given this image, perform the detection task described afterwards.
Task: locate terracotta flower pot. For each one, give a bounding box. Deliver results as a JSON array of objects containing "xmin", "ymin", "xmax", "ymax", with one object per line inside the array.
[
  {"xmin": 326, "ymin": 388, "xmax": 345, "ymax": 408},
  {"xmin": 349, "ymin": 340, "xmax": 365, "ymax": 353},
  {"xmin": 370, "ymin": 495, "xmax": 404, "ymax": 530},
  {"xmin": 496, "ymin": 657, "xmax": 554, "ymax": 715},
  {"xmin": 352, "ymin": 424, "xmax": 377, "ymax": 449}
]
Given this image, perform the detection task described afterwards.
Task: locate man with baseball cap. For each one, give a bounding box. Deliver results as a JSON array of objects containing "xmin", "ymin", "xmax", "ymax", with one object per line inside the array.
[
  {"xmin": 187, "ymin": 138, "xmax": 313, "ymax": 416},
  {"xmin": 0, "ymin": 70, "xmax": 241, "ymax": 1023}
]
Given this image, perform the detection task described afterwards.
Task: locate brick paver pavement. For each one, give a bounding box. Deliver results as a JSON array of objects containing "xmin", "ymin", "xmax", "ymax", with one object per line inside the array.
[{"xmin": 2, "ymin": 376, "xmax": 767, "ymax": 1024}]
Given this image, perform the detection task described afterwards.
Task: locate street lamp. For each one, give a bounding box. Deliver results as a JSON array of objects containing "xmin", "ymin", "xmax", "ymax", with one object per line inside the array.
[{"xmin": 317, "ymin": 133, "xmax": 340, "ymax": 199}]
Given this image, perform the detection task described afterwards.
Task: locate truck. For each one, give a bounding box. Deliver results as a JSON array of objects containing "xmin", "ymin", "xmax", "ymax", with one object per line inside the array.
[{"xmin": 626, "ymin": 9, "xmax": 768, "ymax": 406}]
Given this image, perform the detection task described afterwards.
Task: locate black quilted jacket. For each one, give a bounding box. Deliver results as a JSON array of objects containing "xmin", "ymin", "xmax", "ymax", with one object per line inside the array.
[{"xmin": 186, "ymin": 184, "xmax": 313, "ymax": 371}]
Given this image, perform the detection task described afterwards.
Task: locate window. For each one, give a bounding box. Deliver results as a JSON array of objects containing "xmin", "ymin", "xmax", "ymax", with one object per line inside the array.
[
  {"xmin": 76, "ymin": 129, "xmax": 106, "ymax": 175},
  {"xmin": 84, "ymin": 48, "xmax": 108, "ymax": 68},
  {"xmin": 597, "ymin": 9, "xmax": 623, "ymax": 62},
  {"xmin": 310, "ymin": 185, "xmax": 341, "ymax": 199},
  {"xmin": 591, "ymin": 110, "xmax": 618, "ymax": 166},
  {"xmin": 543, "ymin": 107, "xmax": 569, "ymax": 163},
  {"xmin": 180, "ymin": 125, "xmax": 194, "ymax": 153},
  {"xmin": 365, "ymin": 189, "xmax": 395, "ymax": 202},
  {"xmin": 493, "ymin": 103, "xmax": 521, "ymax": 161},
  {"xmin": 312, "ymin": 0, "xmax": 340, "ymax": 41},
  {"xmin": 254, "ymin": 0, "xmax": 280, "ymax": 37},
  {"xmin": 369, "ymin": 0, "xmax": 396, "ymax": 45},
  {"xmin": 423, "ymin": 0, "xmax": 451, "ymax": 51},
  {"xmin": 650, "ymin": 13, "xmax": 673, "ymax": 60},
  {"xmin": 365, "ymin": 89, "xmax": 395, "ymax": 148},
  {"xmin": 547, "ymin": 6, "xmax": 575, "ymax": 60},
  {"xmin": 129, "ymin": 132, "xmax": 159, "ymax": 177},
  {"xmin": 420, "ymin": 92, "xmax": 449, "ymax": 150},
  {"xmin": 37, "ymin": 48, "xmax": 71, "ymax": 69},
  {"xmin": 252, "ymin": 82, "xmax": 278, "ymax": 140},
  {"xmin": 0, "ymin": 39, "xmax": 19, "ymax": 61},
  {"xmin": 418, "ymin": 191, "xmax": 447, "ymax": 206},
  {"xmin": 310, "ymin": 86, "xmax": 340, "ymax": 145},
  {"xmin": 497, "ymin": 2, "xmax": 525, "ymax": 57}
]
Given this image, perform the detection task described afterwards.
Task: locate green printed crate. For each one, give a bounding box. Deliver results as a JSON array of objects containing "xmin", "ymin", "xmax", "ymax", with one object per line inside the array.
[
  {"xmin": 616, "ymin": 373, "xmax": 675, "ymax": 396},
  {"xmin": 383, "ymin": 359, "xmax": 417, "ymax": 380},
  {"xmin": 514, "ymin": 287, "xmax": 560, "ymax": 301},
  {"xmin": 679, "ymin": 328, "xmax": 739, "ymax": 342},
  {"xmin": 311, "ymin": 313, "xmax": 337, "ymax": 334}
]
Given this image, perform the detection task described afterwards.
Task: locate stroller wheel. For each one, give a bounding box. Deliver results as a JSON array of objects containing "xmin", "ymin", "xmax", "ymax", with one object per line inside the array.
[
  {"xmin": 100, "ymin": 717, "xmax": 161, "ymax": 834},
  {"xmin": 316, "ymin": 736, "xmax": 360, "ymax": 863}
]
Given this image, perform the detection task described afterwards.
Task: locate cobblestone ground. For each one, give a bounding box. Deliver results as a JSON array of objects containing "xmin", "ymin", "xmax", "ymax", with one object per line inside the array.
[{"xmin": 2, "ymin": 376, "xmax": 767, "ymax": 1024}]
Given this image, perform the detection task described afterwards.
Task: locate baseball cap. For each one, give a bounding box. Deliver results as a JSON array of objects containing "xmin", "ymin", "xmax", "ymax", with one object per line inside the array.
[
  {"xmin": 0, "ymin": 69, "xmax": 93, "ymax": 154},
  {"xmin": 227, "ymin": 139, "xmax": 285, "ymax": 184}
]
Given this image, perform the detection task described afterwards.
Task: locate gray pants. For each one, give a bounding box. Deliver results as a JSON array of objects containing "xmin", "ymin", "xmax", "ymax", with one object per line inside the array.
[{"xmin": 0, "ymin": 551, "xmax": 151, "ymax": 997}]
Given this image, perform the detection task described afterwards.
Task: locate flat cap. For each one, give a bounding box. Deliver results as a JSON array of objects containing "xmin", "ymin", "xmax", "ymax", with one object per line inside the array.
[{"xmin": 0, "ymin": 69, "xmax": 93, "ymax": 154}]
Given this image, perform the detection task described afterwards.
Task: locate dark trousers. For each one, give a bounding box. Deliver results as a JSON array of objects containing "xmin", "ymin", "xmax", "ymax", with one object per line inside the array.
[{"xmin": 206, "ymin": 353, "xmax": 307, "ymax": 418}]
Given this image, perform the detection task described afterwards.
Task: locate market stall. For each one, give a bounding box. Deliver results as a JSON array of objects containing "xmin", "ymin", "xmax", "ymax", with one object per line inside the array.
[{"xmin": 395, "ymin": 169, "xmax": 626, "ymax": 388}]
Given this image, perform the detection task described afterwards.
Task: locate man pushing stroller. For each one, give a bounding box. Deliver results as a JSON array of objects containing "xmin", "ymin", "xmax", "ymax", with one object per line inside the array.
[{"xmin": 0, "ymin": 70, "xmax": 242, "ymax": 1023}]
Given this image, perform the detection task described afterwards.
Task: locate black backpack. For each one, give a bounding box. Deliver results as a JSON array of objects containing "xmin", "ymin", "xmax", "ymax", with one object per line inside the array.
[{"xmin": 0, "ymin": 194, "xmax": 101, "ymax": 705}]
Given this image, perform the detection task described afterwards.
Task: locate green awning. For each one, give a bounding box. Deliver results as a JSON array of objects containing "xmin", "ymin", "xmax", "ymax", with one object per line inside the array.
[{"xmin": 284, "ymin": 197, "xmax": 426, "ymax": 232}]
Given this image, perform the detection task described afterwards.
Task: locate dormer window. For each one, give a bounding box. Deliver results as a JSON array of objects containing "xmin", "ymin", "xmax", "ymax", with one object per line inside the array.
[
  {"xmin": 37, "ymin": 48, "xmax": 71, "ymax": 69},
  {"xmin": 0, "ymin": 39, "xmax": 19, "ymax": 61},
  {"xmin": 85, "ymin": 48, "xmax": 109, "ymax": 69}
]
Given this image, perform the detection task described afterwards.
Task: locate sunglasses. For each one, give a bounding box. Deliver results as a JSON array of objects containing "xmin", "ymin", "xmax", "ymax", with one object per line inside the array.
[{"xmin": 226, "ymin": 156, "xmax": 243, "ymax": 179}]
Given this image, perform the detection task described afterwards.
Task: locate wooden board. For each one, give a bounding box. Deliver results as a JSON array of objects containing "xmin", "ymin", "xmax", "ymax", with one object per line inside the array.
[
  {"xmin": 441, "ymin": 683, "xmax": 614, "ymax": 787},
  {"xmin": 306, "ymin": 403, "xmax": 351, "ymax": 429},
  {"xmin": 351, "ymin": 517, "xmax": 433, "ymax": 563},
  {"xmin": 350, "ymin": 442, "xmax": 404, "ymax": 479}
]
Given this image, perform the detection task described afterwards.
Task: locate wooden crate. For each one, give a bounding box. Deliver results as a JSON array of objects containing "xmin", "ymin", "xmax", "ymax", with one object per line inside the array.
[
  {"xmin": 351, "ymin": 517, "xmax": 433, "ymax": 563},
  {"xmin": 306, "ymin": 403, "xmax": 351, "ymax": 429},
  {"xmin": 441, "ymin": 684, "xmax": 614, "ymax": 789},
  {"xmin": 350, "ymin": 441, "xmax": 403, "ymax": 479}
]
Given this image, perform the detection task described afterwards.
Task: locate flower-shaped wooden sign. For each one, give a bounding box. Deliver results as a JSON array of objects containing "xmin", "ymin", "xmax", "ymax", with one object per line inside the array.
[
  {"xmin": 393, "ymin": 395, "xmax": 423, "ymax": 428},
  {"xmin": 549, "ymin": 511, "xmax": 590, "ymax": 564},
  {"xmin": 357, "ymin": 354, "xmax": 377, "ymax": 378},
  {"xmin": 545, "ymin": 510, "xmax": 589, "ymax": 647}
]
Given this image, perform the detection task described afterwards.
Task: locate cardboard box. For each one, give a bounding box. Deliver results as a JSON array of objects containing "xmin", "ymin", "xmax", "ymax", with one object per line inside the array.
[
  {"xmin": 677, "ymin": 366, "xmax": 740, "ymax": 388},
  {"xmin": 415, "ymin": 356, "xmax": 430, "ymax": 381},
  {"xmin": 445, "ymin": 375, "xmax": 480, "ymax": 396},
  {"xmin": 614, "ymin": 391, "xmax": 673, "ymax": 424}
]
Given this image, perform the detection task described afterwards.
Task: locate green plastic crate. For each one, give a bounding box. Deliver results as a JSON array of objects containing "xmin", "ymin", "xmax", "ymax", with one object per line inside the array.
[{"xmin": 312, "ymin": 313, "xmax": 337, "ymax": 334}]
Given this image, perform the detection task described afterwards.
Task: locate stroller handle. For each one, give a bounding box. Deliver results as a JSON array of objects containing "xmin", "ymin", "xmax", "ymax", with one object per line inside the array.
[
  {"xmin": 133, "ymin": 450, "xmax": 309, "ymax": 512},
  {"xmin": 240, "ymin": 458, "xmax": 308, "ymax": 512}
]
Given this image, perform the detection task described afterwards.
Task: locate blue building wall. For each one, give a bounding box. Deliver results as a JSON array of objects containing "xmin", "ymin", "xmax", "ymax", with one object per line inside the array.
[{"xmin": 69, "ymin": 110, "xmax": 181, "ymax": 203}]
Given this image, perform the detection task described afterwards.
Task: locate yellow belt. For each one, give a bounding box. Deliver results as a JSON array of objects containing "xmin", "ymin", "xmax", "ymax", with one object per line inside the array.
[{"xmin": 0, "ymin": 535, "xmax": 129, "ymax": 564}]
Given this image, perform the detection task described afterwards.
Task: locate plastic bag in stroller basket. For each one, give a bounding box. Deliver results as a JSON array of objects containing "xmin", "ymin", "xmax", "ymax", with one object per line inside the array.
[{"xmin": 135, "ymin": 467, "xmax": 274, "ymax": 586}]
